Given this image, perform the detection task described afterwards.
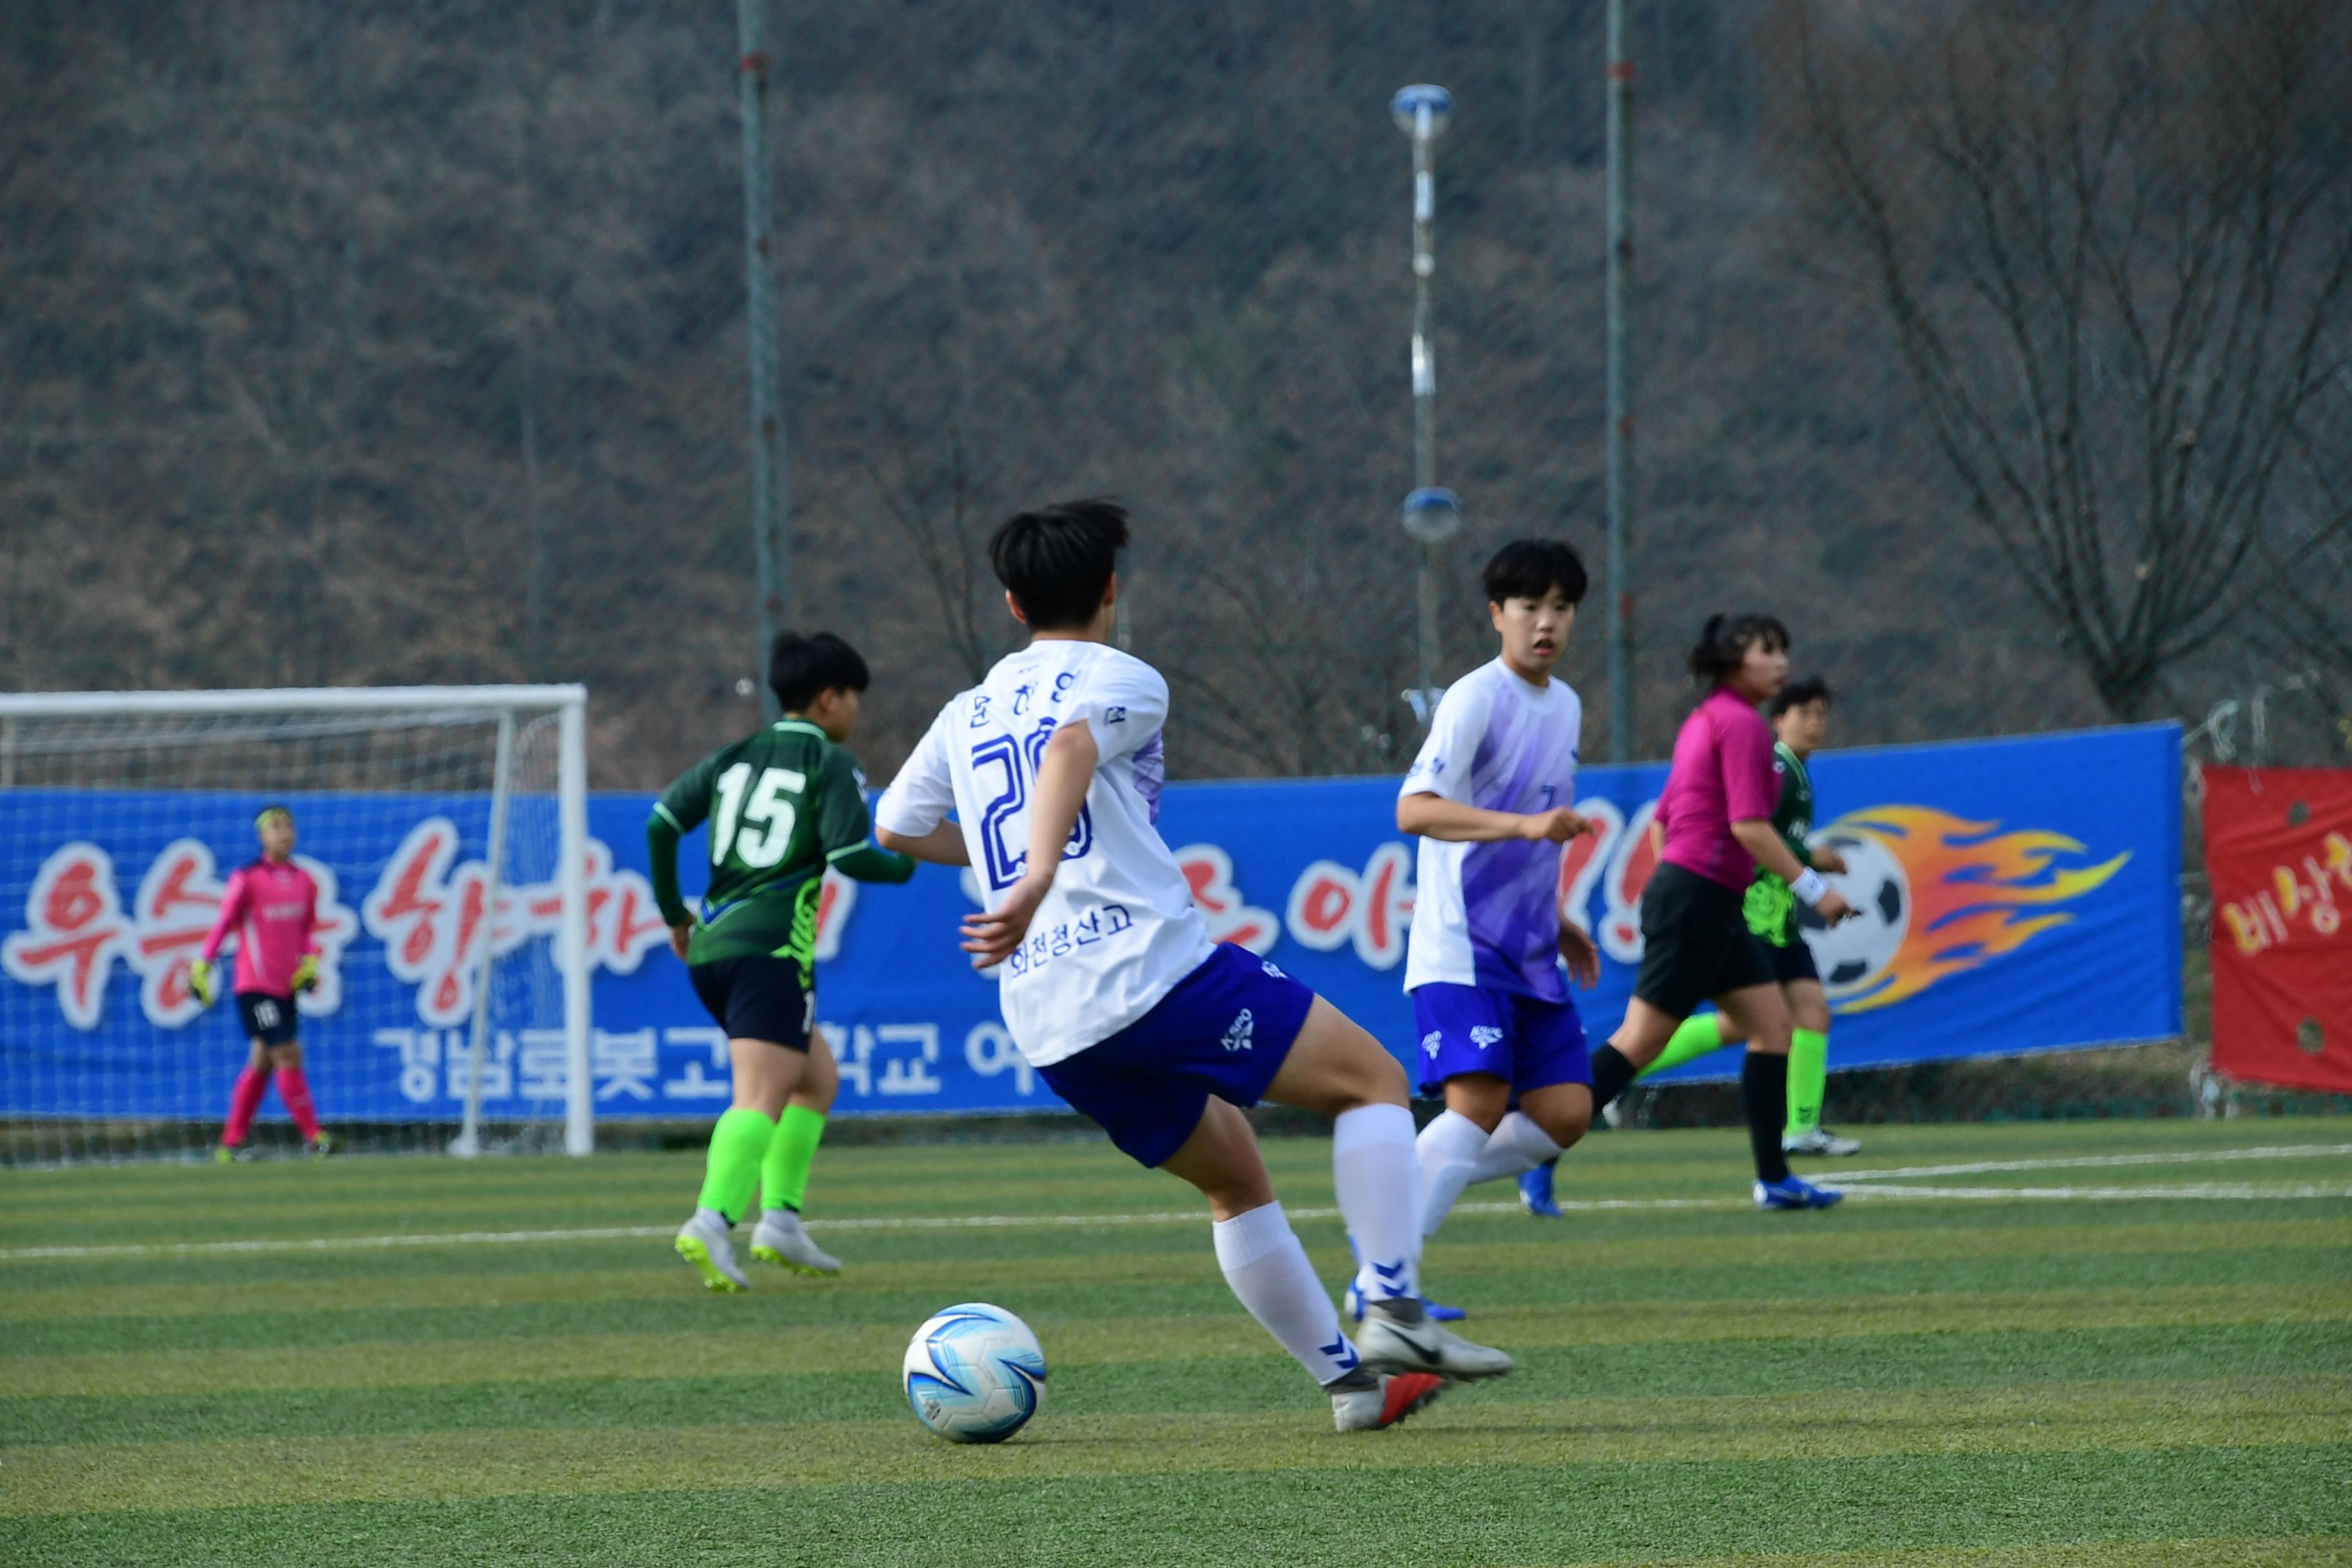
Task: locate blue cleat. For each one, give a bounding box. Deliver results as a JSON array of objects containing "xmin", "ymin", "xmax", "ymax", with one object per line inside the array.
[
  {"xmin": 1754, "ymin": 1175, "xmax": 1843, "ymax": 1211},
  {"xmin": 1518, "ymin": 1159, "xmax": 1563, "ymax": 1218}
]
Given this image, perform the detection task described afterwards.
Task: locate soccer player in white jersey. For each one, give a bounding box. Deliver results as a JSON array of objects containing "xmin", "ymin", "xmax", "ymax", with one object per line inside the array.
[
  {"xmin": 877, "ymin": 500, "xmax": 1513, "ymax": 1433},
  {"xmin": 1394, "ymin": 542, "xmax": 1602, "ymax": 1282}
]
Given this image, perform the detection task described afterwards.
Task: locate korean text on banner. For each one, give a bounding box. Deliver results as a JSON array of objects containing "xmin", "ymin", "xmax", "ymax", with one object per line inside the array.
[{"xmin": 2203, "ymin": 766, "xmax": 2352, "ymax": 1094}]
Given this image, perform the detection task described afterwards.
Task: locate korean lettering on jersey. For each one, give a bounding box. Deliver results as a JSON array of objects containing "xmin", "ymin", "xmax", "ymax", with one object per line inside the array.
[{"xmin": 0, "ymin": 724, "xmax": 2180, "ymax": 1121}]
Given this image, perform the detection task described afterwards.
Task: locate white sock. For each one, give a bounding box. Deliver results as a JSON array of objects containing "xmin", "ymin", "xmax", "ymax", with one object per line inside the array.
[
  {"xmin": 1332, "ymin": 1102, "xmax": 1420, "ymax": 1306},
  {"xmin": 1211, "ymin": 1200, "xmax": 1359, "ymax": 1386},
  {"xmin": 1416, "ymin": 1109, "xmax": 1493, "ymax": 1240},
  {"xmin": 1465, "ymin": 1111, "xmax": 1564, "ymax": 1185}
]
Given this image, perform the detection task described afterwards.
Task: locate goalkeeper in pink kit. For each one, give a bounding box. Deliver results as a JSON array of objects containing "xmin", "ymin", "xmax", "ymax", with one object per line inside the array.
[{"xmin": 191, "ymin": 806, "xmax": 333, "ymax": 1159}]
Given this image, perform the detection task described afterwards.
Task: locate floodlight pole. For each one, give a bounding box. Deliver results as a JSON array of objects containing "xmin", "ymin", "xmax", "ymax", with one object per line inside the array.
[
  {"xmin": 1604, "ymin": 0, "xmax": 1636, "ymax": 761},
  {"xmin": 738, "ymin": 0, "xmax": 787, "ymax": 722},
  {"xmin": 1394, "ymin": 85, "xmax": 1460, "ymax": 729}
]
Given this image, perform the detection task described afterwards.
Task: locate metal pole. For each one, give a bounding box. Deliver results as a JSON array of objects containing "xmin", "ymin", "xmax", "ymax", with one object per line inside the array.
[
  {"xmin": 1394, "ymin": 84, "xmax": 1459, "ymax": 729},
  {"xmin": 1604, "ymin": 0, "xmax": 1636, "ymax": 761},
  {"xmin": 451, "ymin": 708, "xmax": 514, "ymax": 1159},
  {"xmin": 558, "ymin": 694, "xmax": 593, "ymax": 1156},
  {"xmin": 738, "ymin": 0, "xmax": 787, "ymax": 723},
  {"xmin": 1411, "ymin": 104, "xmax": 1440, "ymax": 706}
]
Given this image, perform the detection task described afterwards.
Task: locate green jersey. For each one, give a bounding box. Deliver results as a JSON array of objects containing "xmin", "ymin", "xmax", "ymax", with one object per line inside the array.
[
  {"xmin": 1742, "ymin": 741, "xmax": 1818, "ymax": 947},
  {"xmin": 647, "ymin": 718, "xmax": 912, "ymax": 966}
]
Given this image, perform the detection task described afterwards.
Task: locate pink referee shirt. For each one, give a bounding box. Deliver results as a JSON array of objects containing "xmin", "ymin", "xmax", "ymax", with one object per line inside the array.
[
  {"xmin": 199, "ymin": 858, "xmax": 321, "ymax": 997},
  {"xmin": 1654, "ymin": 686, "xmax": 1780, "ymax": 890}
]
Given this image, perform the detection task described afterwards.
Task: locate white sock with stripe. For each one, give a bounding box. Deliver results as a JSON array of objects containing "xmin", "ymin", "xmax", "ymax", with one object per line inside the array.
[{"xmin": 1211, "ymin": 1200, "xmax": 1359, "ymax": 1386}]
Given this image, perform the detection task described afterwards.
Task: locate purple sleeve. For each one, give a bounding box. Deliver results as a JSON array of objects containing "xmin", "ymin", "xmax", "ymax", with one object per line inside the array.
[{"xmin": 1719, "ymin": 709, "xmax": 1778, "ymax": 823}]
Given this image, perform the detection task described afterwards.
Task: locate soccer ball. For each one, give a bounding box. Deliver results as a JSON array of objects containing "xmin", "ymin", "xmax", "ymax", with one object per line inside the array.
[
  {"xmin": 902, "ymin": 1302, "xmax": 1047, "ymax": 1443},
  {"xmin": 1799, "ymin": 828, "xmax": 1910, "ymax": 995}
]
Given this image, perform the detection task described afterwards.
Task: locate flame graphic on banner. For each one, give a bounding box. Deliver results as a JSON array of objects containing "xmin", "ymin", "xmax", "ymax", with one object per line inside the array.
[{"xmin": 1812, "ymin": 805, "xmax": 2130, "ymax": 1013}]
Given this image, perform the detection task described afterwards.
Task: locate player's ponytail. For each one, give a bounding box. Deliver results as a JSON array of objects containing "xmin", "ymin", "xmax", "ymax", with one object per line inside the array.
[{"xmin": 1687, "ymin": 612, "xmax": 1791, "ymax": 686}]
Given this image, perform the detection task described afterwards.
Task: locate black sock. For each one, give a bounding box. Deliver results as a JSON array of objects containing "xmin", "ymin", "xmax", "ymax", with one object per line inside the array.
[
  {"xmin": 1590, "ymin": 1044, "xmax": 1638, "ymax": 1112},
  {"xmin": 1742, "ymin": 1052, "xmax": 1792, "ymax": 1184}
]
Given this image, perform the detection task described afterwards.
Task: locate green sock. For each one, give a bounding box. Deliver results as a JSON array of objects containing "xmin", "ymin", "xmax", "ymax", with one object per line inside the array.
[
  {"xmin": 762, "ymin": 1104, "xmax": 827, "ymax": 1215},
  {"xmin": 1638, "ymin": 1012, "xmax": 1729, "ymax": 1079},
  {"xmin": 1785, "ymin": 1028, "xmax": 1828, "ymax": 1138},
  {"xmin": 694, "ymin": 1107, "xmax": 776, "ymax": 1226}
]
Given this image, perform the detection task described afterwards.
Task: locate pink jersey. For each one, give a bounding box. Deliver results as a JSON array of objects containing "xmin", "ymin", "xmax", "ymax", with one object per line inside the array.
[
  {"xmin": 1655, "ymin": 686, "xmax": 1780, "ymax": 890},
  {"xmin": 199, "ymin": 858, "xmax": 321, "ymax": 997}
]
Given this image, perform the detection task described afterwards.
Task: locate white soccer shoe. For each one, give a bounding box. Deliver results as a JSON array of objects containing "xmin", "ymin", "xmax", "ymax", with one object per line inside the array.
[
  {"xmin": 674, "ymin": 1208, "xmax": 752, "ymax": 1293},
  {"xmin": 1354, "ymin": 1306, "xmax": 1515, "ymax": 1381},
  {"xmin": 1331, "ymin": 1371, "xmax": 1448, "ymax": 1432},
  {"xmin": 749, "ymin": 1209, "xmax": 841, "ymax": 1275},
  {"xmin": 1782, "ymin": 1126, "xmax": 1863, "ymax": 1157}
]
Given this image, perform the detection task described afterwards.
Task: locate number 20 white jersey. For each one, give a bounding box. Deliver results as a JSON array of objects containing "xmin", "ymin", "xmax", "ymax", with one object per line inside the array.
[{"xmin": 875, "ymin": 640, "xmax": 1217, "ymax": 1068}]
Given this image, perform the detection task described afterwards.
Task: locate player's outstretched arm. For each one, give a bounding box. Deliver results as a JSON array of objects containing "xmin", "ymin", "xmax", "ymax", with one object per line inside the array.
[
  {"xmin": 877, "ymin": 823, "xmax": 970, "ymax": 866},
  {"xmin": 959, "ymin": 720, "xmax": 1095, "ymax": 965},
  {"xmin": 1398, "ymin": 791, "xmax": 1589, "ymax": 844}
]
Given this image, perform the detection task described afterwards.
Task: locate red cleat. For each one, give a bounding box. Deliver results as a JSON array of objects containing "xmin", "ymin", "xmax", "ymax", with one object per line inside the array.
[{"xmin": 1333, "ymin": 1371, "xmax": 1448, "ymax": 1432}]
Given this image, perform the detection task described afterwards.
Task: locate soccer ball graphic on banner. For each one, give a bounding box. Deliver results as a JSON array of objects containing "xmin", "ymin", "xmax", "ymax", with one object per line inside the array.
[
  {"xmin": 1800, "ymin": 828, "xmax": 1911, "ymax": 995},
  {"xmin": 903, "ymin": 1303, "xmax": 1048, "ymax": 1443}
]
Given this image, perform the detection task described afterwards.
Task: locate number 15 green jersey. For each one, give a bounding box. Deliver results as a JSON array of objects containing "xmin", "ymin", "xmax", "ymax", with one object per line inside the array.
[{"xmin": 647, "ymin": 718, "xmax": 912, "ymax": 967}]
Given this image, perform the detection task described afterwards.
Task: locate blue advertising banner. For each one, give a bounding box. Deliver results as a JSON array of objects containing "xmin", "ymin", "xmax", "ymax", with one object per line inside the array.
[{"xmin": 1, "ymin": 723, "xmax": 2180, "ymax": 1122}]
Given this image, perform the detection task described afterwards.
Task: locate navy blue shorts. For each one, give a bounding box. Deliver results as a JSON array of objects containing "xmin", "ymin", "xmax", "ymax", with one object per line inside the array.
[
  {"xmin": 235, "ymin": 991, "xmax": 299, "ymax": 1047},
  {"xmin": 1038, "ymin": 943, "xmax": 1317, "ymax": 1168},
  {"xmin": 1411, "ymin": 983, "xmax": 1590, "ymax": 1097}
]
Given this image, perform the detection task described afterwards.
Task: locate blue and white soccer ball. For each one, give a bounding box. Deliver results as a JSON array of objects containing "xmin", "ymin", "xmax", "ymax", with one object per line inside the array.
[{"xmin": 902, "ymin": 1302, "xmax": 1047, "ymax": 1443}]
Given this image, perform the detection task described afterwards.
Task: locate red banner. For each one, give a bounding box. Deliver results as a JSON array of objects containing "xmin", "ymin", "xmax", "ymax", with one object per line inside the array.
[{"xmin": 2203, "ymin": 766, "xmax": 2352, "ymax": 1093}]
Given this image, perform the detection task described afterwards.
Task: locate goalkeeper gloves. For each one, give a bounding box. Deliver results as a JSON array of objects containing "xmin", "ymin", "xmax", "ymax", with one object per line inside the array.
[
  {"xmin": 188, "ymin": 959, "xmax": 217, "ymax": 1007},
  {"xmin": 291, "ymin": 954, "xmax": 321, "ymax": 994}
]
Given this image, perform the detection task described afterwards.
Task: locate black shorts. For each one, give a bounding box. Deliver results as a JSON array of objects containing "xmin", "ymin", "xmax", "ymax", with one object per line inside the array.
[
  {"xmin": 689, "ymin": 955, "xmax": 814, "ymax": 1050},
  {"xmin": 235, "ymin": 991, "xmax": 299, "ymax": 1046},
  {"xmin": 1633, "ymin": 863, "xmax": 1777, "ymax": 1019},
  {"xmin": 1763, "ymin": 932, "xmax": 1820, "ymax": 986}
]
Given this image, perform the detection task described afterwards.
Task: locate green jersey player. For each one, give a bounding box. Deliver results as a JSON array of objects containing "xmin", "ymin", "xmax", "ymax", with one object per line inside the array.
[
  {"xmin": 1632, "ymin": 674, "xmax": 1861, "ymax": 1156},
  {"xmin": 649, "ymin": 632, "xmax": 915, "ymax": 1291}
]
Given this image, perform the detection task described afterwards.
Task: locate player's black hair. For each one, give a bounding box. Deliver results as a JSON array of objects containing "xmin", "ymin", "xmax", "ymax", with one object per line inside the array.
[
  {"xmin": 768, "ymin": 631, "xmax": 871, "ymax": 713},
  {"xmin": 1770, "ymin": 674, "xmax": 1834, "ymax": 718},
  {"xmin": 1687, "ymin": 612, "xmax": 1791, "ymax": 685},
  {"xmin": 1482, "ymin": 538, "xmax": 1589, "ymax": 606},
  {"xmin": 988, "ymin": 499, "xmax": 1130, "ymax": 632}
]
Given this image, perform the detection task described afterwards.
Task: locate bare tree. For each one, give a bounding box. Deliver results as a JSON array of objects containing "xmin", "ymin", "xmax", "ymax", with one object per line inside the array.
[{"xmin": 1767, "ymin": 0, "xmax": 2352, "ymax": 718}]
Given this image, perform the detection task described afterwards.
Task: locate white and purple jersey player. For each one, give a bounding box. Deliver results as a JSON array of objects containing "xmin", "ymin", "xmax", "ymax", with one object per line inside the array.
[
  {"xmin": 1400, "ymin": 658, "xmax": 1591, "ymax": 1096},
  {"xmin": 876, "ymin": 640, "xmax": 1318, "ymax": 1168}
]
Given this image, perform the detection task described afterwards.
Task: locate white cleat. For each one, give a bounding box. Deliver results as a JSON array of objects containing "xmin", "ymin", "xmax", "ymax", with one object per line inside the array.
[
  {"xmin": 1783, "ymin": 1126, "xmax": 1863, "ymax": 1157},
  {"xmin": 749, "ymin": 1208, "xmax": 841, "ymax": 1275},
  {"xmin": 674, "ymin": 1208, "xmax": 751, "ymax": 1293},
  {"xmin": 1354, "ymin": 1306, "xmax": 1515, "ymax": 1382},
  {"xmin": 1331, "ymin": 1371, "xmax": 1448, "ymax": 1432}
]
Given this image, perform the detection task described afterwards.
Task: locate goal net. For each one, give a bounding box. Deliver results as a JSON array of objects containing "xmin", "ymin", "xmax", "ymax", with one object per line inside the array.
[{"xmin": 0, "ymin": 687, "xmax": 593, "ymax": 1165}]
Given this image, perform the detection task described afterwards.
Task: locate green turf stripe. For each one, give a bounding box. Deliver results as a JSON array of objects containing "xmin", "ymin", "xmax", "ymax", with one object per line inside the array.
[
  {"xmin": 5, "ymin": 1451, "xmax": 2346, "ymax": 1567},
  {"xmin": 1574, "ymin": 1544, "xmax": 2352, "ymax": 1568},
  {"xmin": 9, "ymin": 1320, "xmax": 2344, "ymax": 1449},
  {"xmin": 4, "ymin": 1378, "xmax": 2344, "ymax": 1516},
  {"xmin": 6, "ymin": 1217, "xmax": 2341, "ymax": 1322},
  {"xmin": 12, "ymin": 1279, "xmax": 2345, "ymax": 1398}
]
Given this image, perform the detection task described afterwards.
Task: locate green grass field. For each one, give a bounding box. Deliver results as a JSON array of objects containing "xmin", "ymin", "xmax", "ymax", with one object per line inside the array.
[{"xmin": 3, "ymin": 1117, "xmax": 2348, "ymax": 1566}]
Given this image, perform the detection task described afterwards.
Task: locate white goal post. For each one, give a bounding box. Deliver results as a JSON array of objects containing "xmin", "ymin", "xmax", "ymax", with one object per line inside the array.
[{"xmin": 0, "ymin": 685, "xmax": 595, "ymax": 1161}]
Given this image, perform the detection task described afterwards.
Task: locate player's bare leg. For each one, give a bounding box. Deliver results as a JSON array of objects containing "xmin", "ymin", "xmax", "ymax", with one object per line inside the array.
[
  {"xmin": 752, "ymin": 1029, "xmax": 843, "ymax": 1275},
  {"xmin": 678, "ymin": 1037, "xmax": 807, "ymax": 1292}
]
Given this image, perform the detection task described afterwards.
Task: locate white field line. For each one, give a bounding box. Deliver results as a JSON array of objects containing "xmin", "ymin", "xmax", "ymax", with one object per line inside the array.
[
  {"xmin": 3, "ymin": 1144, "xmax": 2347, "ymax": 1262},
  {"xmin": 1831, "ymin": 1142, "xmax": 2352, "ymax": 1183},
  {"xmin": 1837, "ymin": 1182, "xmax": 2352, "ymax": 1202}
]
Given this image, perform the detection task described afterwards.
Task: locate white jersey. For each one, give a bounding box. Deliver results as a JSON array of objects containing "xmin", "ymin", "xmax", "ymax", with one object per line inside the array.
[
  {"xmin": 876, "ymin": 640, "xmax": 1216, "ymax": 1067},
  {"xmin": 1399, "ymin": 658, "xmax": 1582, "ymax": 1000}
]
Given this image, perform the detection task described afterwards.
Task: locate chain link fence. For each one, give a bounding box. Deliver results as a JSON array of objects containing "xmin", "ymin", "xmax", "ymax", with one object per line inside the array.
[{"xmin": 6, "ymin": 0, "xmax": 2349, "ymax": 1121}]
